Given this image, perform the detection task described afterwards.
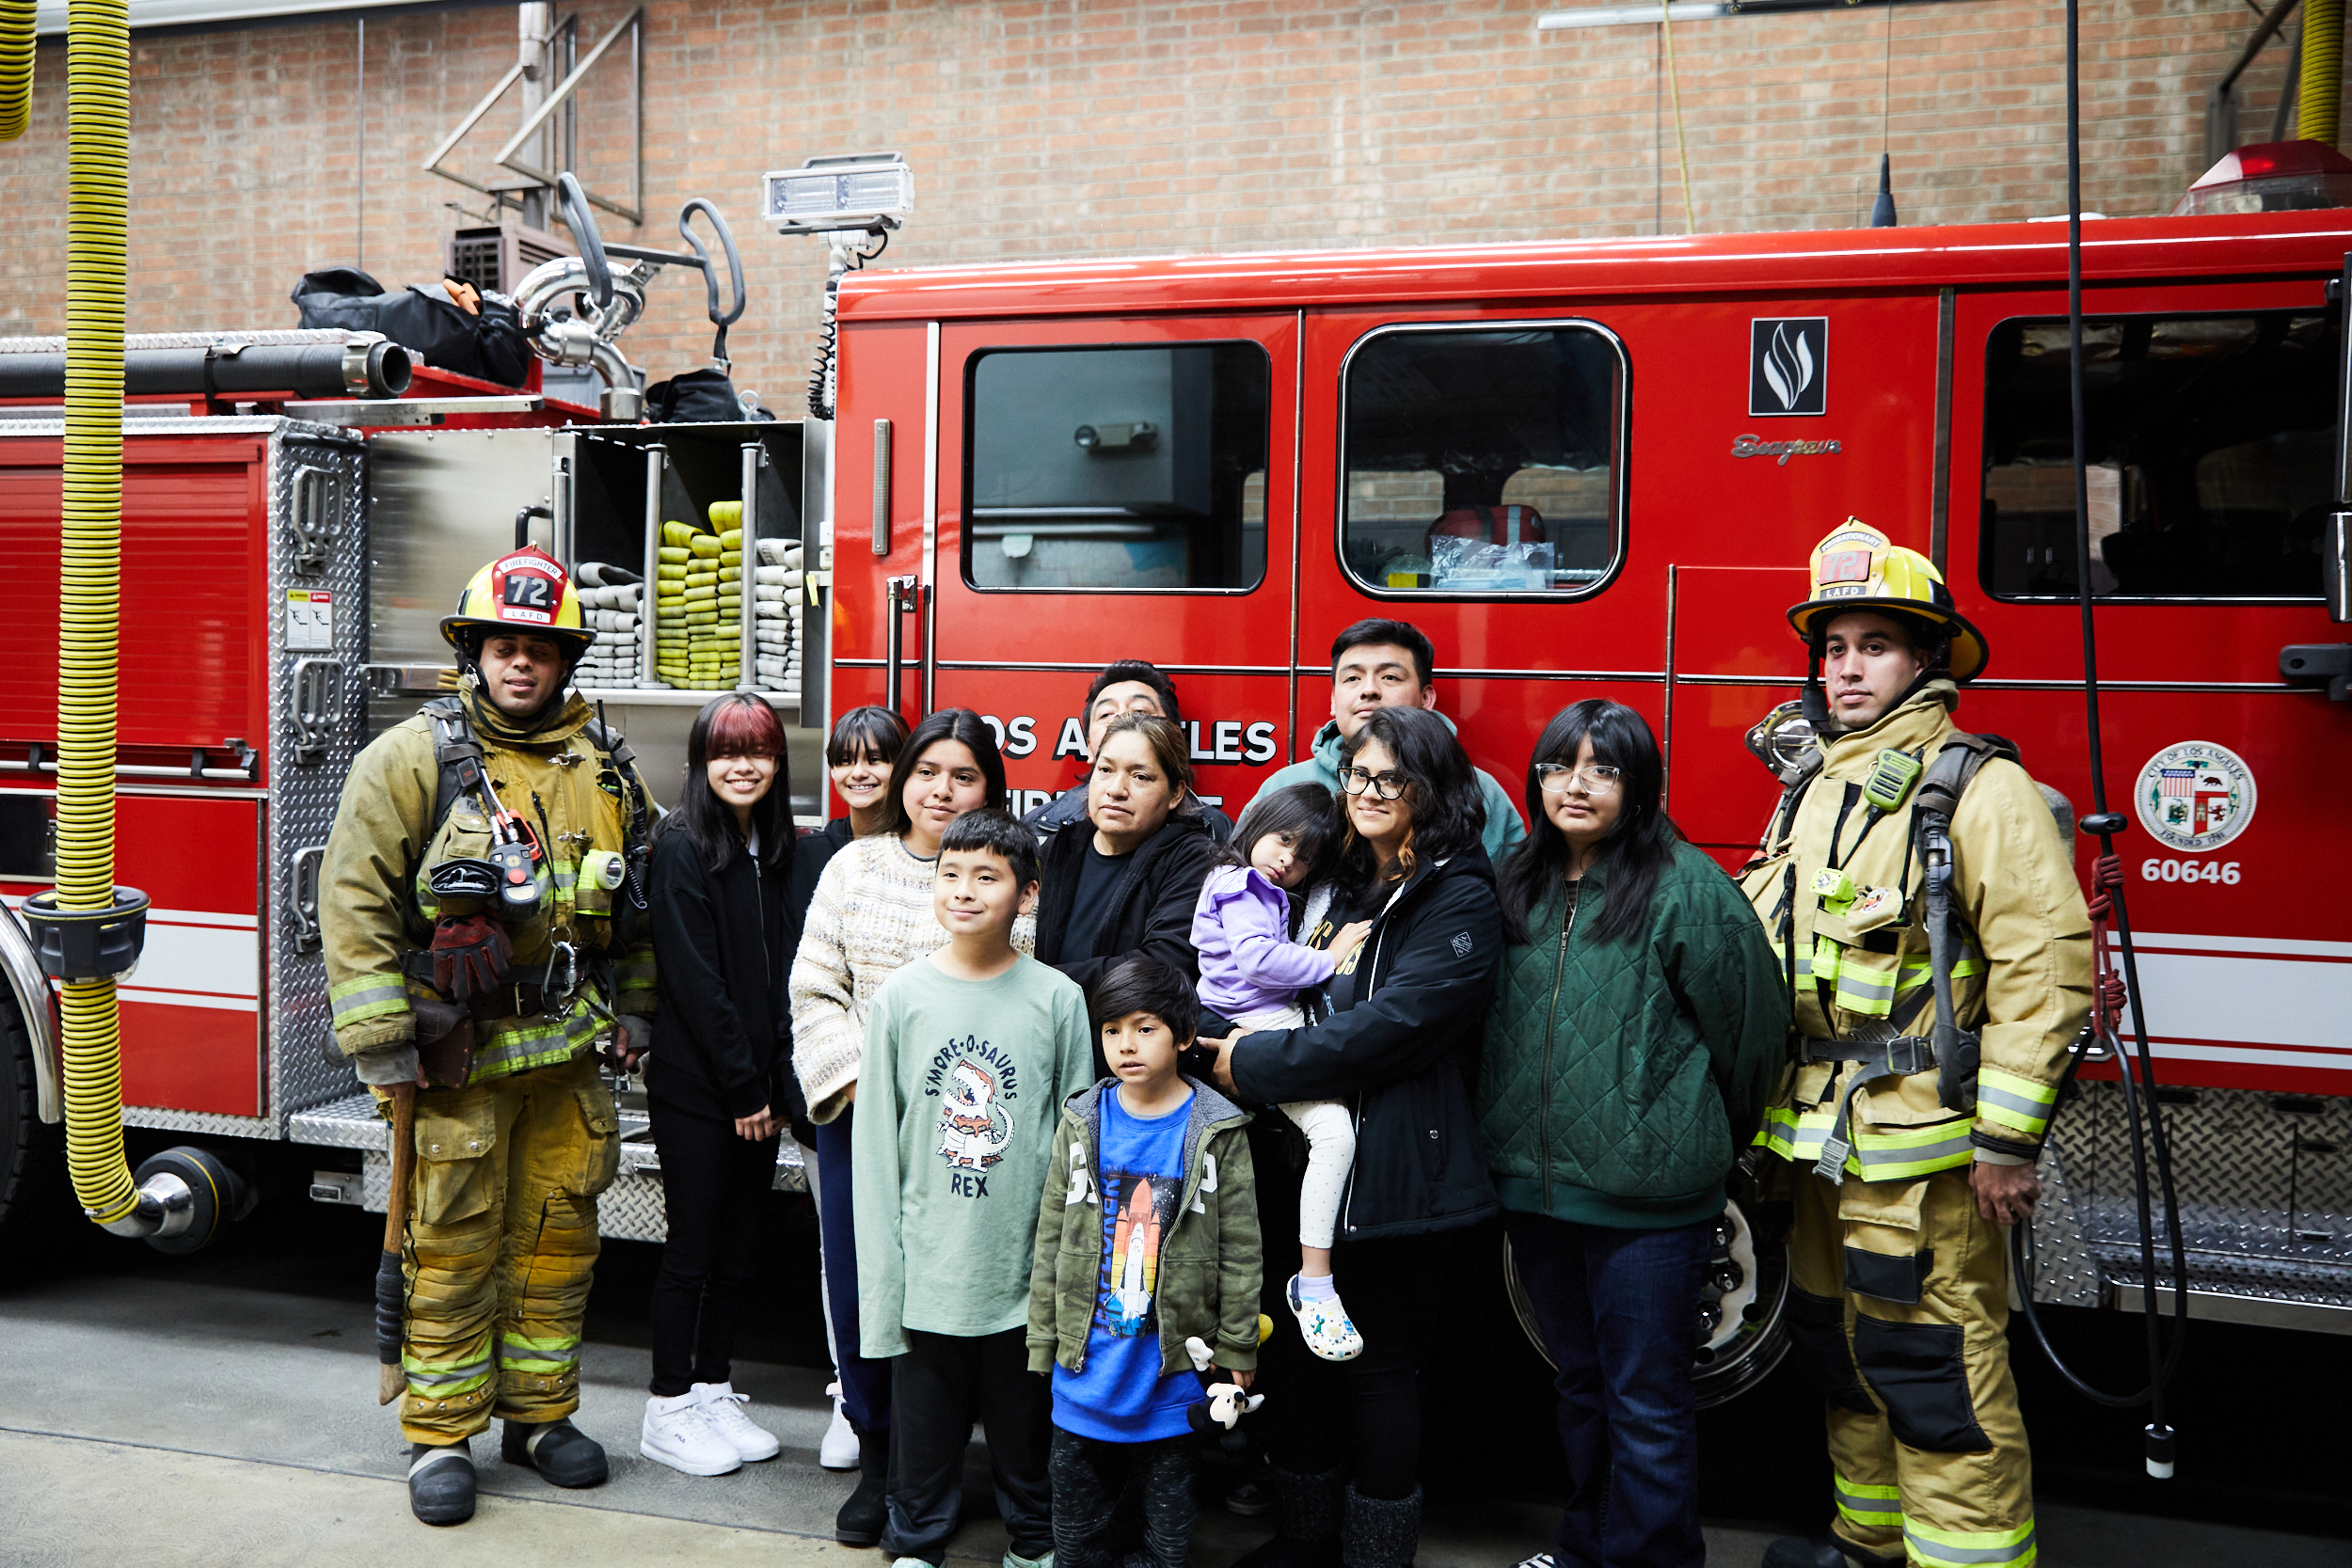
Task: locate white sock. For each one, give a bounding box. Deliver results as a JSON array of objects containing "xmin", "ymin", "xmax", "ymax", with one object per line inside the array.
[{"xmin": 1294, "ymin": 1271, "xmax": 1338, "ymax": 1303}]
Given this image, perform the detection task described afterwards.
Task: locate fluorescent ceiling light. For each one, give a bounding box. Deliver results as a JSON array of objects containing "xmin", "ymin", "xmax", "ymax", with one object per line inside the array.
[
  {"xmin": 35, "ymin": 0, "xmax": 419, "ymax": 34},
  {"xmin": 1537, "ymin": 3, "xmax": 1729, "ymax": 28}
]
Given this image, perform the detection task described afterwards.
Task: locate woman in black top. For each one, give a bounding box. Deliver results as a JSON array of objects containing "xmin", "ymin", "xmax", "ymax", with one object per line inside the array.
[
  {"xmin": 640, "ymin": 693, "xmax": 801, "ymax": 1478},
  {"xmin": 1206, "ymin": 705, "xmax": 1502, "ymax": 1568},
  {"xmin": 1032, "ymin": 710, "xmax": 1218, "ymax": 1006}
]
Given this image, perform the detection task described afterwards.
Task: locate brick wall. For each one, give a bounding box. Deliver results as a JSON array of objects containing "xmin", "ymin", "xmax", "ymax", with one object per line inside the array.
[{"xmin": 0, "ymin": 0, "xmax": 2330, "ymax": 417}]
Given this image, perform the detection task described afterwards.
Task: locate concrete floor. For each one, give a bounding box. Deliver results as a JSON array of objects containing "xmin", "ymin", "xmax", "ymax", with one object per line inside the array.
[{"xmin": 0, "ymin": 1270, "xmax": 2343, "ymax": 1568}]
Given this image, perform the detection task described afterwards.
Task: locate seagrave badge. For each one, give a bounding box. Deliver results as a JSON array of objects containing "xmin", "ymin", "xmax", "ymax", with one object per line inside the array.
[
  {"xmin": 1750, "ymin": 318, "xmax": 1827, "ymax": 417},
  {"xmin": 2134, "ymin": 740, "xmax": 2257, "ymax": 853}
]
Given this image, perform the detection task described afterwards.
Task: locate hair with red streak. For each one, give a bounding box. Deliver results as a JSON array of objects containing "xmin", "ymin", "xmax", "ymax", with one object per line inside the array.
[{"xmin": 705, "ymin": 693, "xmax": 786, "ymax": 759}]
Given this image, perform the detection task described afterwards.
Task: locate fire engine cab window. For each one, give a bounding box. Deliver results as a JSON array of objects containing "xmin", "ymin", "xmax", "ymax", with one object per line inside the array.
[
  {"xmin": 1980, "ymin": 312, "xmax": 2337, "ymax": 601},
  {"xmin": 965, "ymin": 342, "xmax": 1270, "ymax": 591},
  {"xmin": 1341, "ymin": 325, "xmax": 1623, "ymax": 595}
]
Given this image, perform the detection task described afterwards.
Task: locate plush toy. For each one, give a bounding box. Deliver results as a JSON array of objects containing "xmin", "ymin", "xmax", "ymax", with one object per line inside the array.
[{"xmin": 1184, "ymin": 1316, "xmax": 1270, "ymax": 1437}]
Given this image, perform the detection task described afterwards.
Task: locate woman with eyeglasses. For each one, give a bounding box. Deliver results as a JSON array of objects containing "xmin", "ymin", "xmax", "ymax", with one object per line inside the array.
[
  {"xmin": 1478, "ymin": 700, "xmax": 1788, "ymax": 1568},
  {"xmin": 1204, "ymin": 704, "xmax": 1502, "ymax": 1568}
]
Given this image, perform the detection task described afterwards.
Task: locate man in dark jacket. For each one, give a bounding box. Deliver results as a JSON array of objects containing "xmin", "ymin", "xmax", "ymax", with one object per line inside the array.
[{"xmin": 1024, "ymin": 659, "xmax": 1234, "ymax": 843}]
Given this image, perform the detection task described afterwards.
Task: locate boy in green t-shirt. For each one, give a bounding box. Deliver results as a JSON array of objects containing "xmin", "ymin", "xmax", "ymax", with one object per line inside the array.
[{"xmin": 851, "ymin": 809, "xmax": 1093, "ymax": 1568}]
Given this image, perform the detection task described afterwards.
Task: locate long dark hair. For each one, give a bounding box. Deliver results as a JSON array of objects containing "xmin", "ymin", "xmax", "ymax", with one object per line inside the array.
[
  {"xmin": 1497, "ymin": 699, "xmax": 1679, "ymax": 946},
  {"xmin": 885, "ymin": 707, "xmax": 1009, "ymax": 837},
  {"xmin": 1213, "ymin": 781, "xmax": 1343, "ymax": 887},
  {"xmin": 669, "ymin": 693, "xmax": 793, "ymax": 877},
  {"xmin": 1333, "ymin": 705, "xmax": 1485, "ymax": 892}
]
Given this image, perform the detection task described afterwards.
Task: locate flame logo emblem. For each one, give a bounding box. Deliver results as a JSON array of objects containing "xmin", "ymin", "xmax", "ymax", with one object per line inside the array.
[{"xmin": 1761, "ymin": 323, "xmax": 1817, "ymax": 412}]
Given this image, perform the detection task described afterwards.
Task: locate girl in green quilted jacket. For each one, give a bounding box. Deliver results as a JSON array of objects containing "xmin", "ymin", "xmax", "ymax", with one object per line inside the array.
[{"xmin": 1477, "ymin": 699, "xmax": 1787, "ymax": 1568}]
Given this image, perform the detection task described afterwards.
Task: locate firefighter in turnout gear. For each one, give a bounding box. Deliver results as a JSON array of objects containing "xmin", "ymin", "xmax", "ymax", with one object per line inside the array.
[
  {"xmin": 1742, "ymin": 522, "xmax": 2090, "ymax": 1568},
  {"xmin": 321, "ymin": 546, "xmax": 658, "ymax": 1526}
]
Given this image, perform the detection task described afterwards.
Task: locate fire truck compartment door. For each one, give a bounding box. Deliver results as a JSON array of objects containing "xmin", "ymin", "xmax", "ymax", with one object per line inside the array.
[
  {"xmin": 0, "ymin": 791, "xmax": 262, "ymax": 1119},
  {"xmin": 1666, "ymin": 565, "xmax": 1812, "ymax": 860},
  {"xmin": 930, "ymin": 314, "xmax": 1300, "ymax": 821}
]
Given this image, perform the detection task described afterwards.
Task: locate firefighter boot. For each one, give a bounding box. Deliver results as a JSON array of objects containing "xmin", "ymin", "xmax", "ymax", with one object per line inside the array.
[
  {"xmin": 408, "ymin": 1438, "xmax": 477, "ymax": 1526},
  {"xmin": 1760, "ymin": 1541, "xmax": 1902, "ymax": 1568},
  {"xmin": 835, "ymin": 1422, "xmax": 889, "ymax": 1545},
  {"xmin": 501, "ymin": 1417, "xmax": 609, "ymax": 1487}
]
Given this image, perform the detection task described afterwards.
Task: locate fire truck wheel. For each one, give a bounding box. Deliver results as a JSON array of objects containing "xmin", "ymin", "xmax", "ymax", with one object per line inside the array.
[
  {"xmin": 132, "ymin": 1146, "xmax": 248, "ymax": 1256},
  {"xmin": 1500, "ymin": 1190, "xmax": 1793, "ymax": 1411},
  {"xmin": 0, "ymin": 993, "xmax": 64, "ymax": 1253}
]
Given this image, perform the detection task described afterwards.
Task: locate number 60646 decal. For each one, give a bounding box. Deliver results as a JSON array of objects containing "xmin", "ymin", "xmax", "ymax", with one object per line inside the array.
[{"xmin": 2141, "ymin": 858, "xmax": 2241, "ymax": 885}]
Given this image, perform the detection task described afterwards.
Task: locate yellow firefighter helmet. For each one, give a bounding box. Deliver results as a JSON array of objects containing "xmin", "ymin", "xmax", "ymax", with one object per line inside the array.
[
  {"xmin": 1786, "ymin": 519, "xmax": 1989, "ymax": 682},
  {"xmin": 438, "ymin": 545, "xmax": 594, "ymax": 663}
]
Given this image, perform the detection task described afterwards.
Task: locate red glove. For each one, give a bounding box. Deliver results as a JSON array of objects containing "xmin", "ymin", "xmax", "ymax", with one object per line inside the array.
[{"xmin": 429, "ymin": 914, "xmax": 512, "ymax": 1003}]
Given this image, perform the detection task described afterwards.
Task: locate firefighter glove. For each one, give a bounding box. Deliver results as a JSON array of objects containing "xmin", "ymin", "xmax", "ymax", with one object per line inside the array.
[{"xmin": 429, "ymin": 914, "xmax": 513, "ymax": 1003}]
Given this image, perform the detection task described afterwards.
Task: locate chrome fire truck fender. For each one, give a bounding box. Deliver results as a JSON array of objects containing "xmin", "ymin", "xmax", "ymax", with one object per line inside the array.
[{"xmin": 0, "ymin": 903, "xmax": 59, "ymax": 1124}]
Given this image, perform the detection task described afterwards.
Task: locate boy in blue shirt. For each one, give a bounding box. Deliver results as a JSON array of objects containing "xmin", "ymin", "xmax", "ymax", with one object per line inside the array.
[{"xmin": 1026, "ymin": 955, "xmax": 1264, "ymax": 1568}]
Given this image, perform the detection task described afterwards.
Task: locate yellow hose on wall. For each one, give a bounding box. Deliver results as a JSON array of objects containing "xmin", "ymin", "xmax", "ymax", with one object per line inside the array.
[
  {"xmin": 56, "ymin": 0, "xmax": 137, "ymax": 1228},
  {"xmin": 2300, "ymin": 0, "xmax": 2344, "ymax": 146},
  {"xmin": 0, "ymin": 0, "xmax": 32, "ymax": 143}
]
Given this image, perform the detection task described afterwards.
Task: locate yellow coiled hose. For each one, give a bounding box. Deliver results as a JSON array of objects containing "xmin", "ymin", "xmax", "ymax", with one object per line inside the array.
[
  {"xmin": 2301, "ymin": 0, "xmax": 2344, "ymax": 147},
  {"xmin": 0, "ymin": 0, "xmax": 31, "ymax": 143},
  {"xmin": 56, "ymin": 0, "xmax": 137, "ymax": 1229}
]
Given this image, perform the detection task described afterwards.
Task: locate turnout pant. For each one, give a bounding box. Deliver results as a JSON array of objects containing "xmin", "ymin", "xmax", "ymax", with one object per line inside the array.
[
  {"xmin": 885, "ymin": 1327, "xmax": 1053, "ymax": 1565},
  {"xmin": 1786, "ymin": 1164, "xmax": 2035, "ymax": 1568},
  {"xmin": 392, "ymin": 1050, "xmax": 620, "ymax": 1445}
]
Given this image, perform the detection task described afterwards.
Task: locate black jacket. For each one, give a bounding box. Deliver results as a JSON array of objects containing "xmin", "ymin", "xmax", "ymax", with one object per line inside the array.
[
  {"xmin": 1025, "ymin": 782, "xmax": 1234, "ymax": 845},
  {"xmin": 647, "ymin": 822, "xmax": 803, "ymax": 1124},
  {"xmin": 1229, "ymin": 849, "xmax": 1502, "ymax": 1242},
  {"xmin": 1033, "ymin": 809, "xmax": 1218, "ymax": 1001}
]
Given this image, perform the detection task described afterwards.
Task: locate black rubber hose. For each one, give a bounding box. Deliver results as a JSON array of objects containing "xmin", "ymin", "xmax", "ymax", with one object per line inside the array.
[
  {"xmin": 0, "ymin": 340, "xmax": 411, "ymax": 400},
  {"xmin": 556, "ymin": 171, "xmax": 612, "ymax": 310},
  {"xmin": 2028, "ymin": 0, "xmax": 2188, "ymax": 1466}
]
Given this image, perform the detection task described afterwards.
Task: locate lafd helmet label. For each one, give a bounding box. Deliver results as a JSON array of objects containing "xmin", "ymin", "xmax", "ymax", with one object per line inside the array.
[{"xmin": 2135, "ymin": 740, "xmax": 2256, "ymax": 853}]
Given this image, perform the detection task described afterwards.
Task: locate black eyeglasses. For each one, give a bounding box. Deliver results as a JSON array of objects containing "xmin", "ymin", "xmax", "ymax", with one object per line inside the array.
[{"xmin": 1337, "ymin": 767, "xmax": 1408, "ymax": 800}]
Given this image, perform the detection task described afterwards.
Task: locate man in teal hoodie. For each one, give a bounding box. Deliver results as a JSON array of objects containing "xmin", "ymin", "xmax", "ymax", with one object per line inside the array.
[{"xmin": 1243, "ymin": 618, "xmax": 1527, "ymax": 864}]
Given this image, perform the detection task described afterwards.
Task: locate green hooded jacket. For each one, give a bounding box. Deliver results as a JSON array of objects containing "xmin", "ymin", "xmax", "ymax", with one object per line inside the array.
[
  {"xmin": 1026, "ymin": 1076, "xmax": 1263, "ymax": 1378},
  {"xmin": 1476, "ymin": 840, "xmax": 1788, "ymax": 1228}
]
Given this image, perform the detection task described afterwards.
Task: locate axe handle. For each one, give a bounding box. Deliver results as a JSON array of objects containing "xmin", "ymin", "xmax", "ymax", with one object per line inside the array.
[{"xmin": 375, "ymin": 1083, "xmax": 417, "ymax": 1405}]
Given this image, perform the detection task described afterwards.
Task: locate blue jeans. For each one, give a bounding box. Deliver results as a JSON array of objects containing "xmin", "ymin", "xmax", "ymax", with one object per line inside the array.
[
  {"xmin": 1503, "ymin": 1209, "xmax": 1714, "ymax": 1568},
  {"xmin": 815, "ymin": 1107, "xmax": 891, "ymax": 1432}
]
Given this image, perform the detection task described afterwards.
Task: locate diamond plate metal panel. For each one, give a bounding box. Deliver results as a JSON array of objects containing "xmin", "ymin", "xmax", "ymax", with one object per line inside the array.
[
  {"xmin": 352, "ymin": 1140, "xmax": 809, "ymax": 1242},
  {"xmin": 266, "ymin": 420, "xmax": 370, "ymax": 1130},
  {"xmin": 287, "ymin": 1090, "xmax": 389, "ymax": 1150},
  {"xmin": 2022, "ymin": 1124, "xmax": 2102, "ymax": 1307},
  {"xmin": 2045, "ymin": 1079, "xmax": 2352, "ymax": 1307}
]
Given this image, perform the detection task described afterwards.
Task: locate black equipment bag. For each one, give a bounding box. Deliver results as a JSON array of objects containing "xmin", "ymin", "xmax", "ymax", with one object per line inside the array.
[
  {"xmin": 644, "ymin": 366, "xmax": 771, "ymax": 423},
  {"xmin": 291, "ymin": 267, "xmax": 532, "ymax": 388}
]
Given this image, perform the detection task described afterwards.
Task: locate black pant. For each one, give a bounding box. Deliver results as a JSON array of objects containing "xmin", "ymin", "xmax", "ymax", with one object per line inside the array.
[
  {"xmin": 886, "ymin": 1328, "xmax": 1053, "ymax": 1565},
  {"xmin": 1050, "ymin": 1426, "xmax": 1196, "ymax": 1568},
  {"xmin": 1251, "ymin": 1126, "xmax": 1464, "ymax": 1499},
  {"xmin": 646, "ymin": 1100, "xmax": 778, "ymax": 1398}
]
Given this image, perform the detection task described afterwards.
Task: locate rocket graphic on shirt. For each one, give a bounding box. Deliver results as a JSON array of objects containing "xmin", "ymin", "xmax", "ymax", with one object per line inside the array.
[{"xmin": 1108, "ymin": 1176, "xmax": 1161, "ymax": 1333}]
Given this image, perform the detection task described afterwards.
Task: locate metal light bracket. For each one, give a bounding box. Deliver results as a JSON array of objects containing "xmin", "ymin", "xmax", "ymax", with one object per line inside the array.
[{"xmin": 422, "ymin": 8, "xmax": 644, "ymax": 227}]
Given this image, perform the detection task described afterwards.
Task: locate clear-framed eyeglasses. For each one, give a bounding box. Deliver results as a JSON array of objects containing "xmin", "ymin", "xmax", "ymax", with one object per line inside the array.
[
  {"xmin": 1337, "ymin": 767, "xmax": 1408, "ymax": 800},
  {"xmin": 1534, "ymin": 762, "xmax": 1623, "ymax": 796}
]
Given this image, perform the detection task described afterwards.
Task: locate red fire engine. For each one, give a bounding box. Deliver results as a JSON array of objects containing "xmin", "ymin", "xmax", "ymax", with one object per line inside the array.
[
  {"xmin": 822, "ymin": 199, "xmax": 2352, "ymax": 1391},
  {"xmin": 0, "ymin": 174, "xmax": 2345, "ymax": 1407}
]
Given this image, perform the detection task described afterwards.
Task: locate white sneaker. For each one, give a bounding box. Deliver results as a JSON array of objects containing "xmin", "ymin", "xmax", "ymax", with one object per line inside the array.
[
  {"xmin": 691, "ymin": 1380, "xmax": 782, "ymax": 1463},
  {"xmin": 819, "ymin": 1380, "xmax": 860, "ymax": 1469},
  {"xmin": 641, "ymin": 1390, "xmax": 743, "ymax": 1476}
]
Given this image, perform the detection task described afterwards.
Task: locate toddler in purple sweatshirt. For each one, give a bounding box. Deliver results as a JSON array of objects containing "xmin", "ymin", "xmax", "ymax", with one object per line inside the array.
[{"xmin": 1188, "ymin": 784, "xmax": 1370, "ymax": 1362}]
